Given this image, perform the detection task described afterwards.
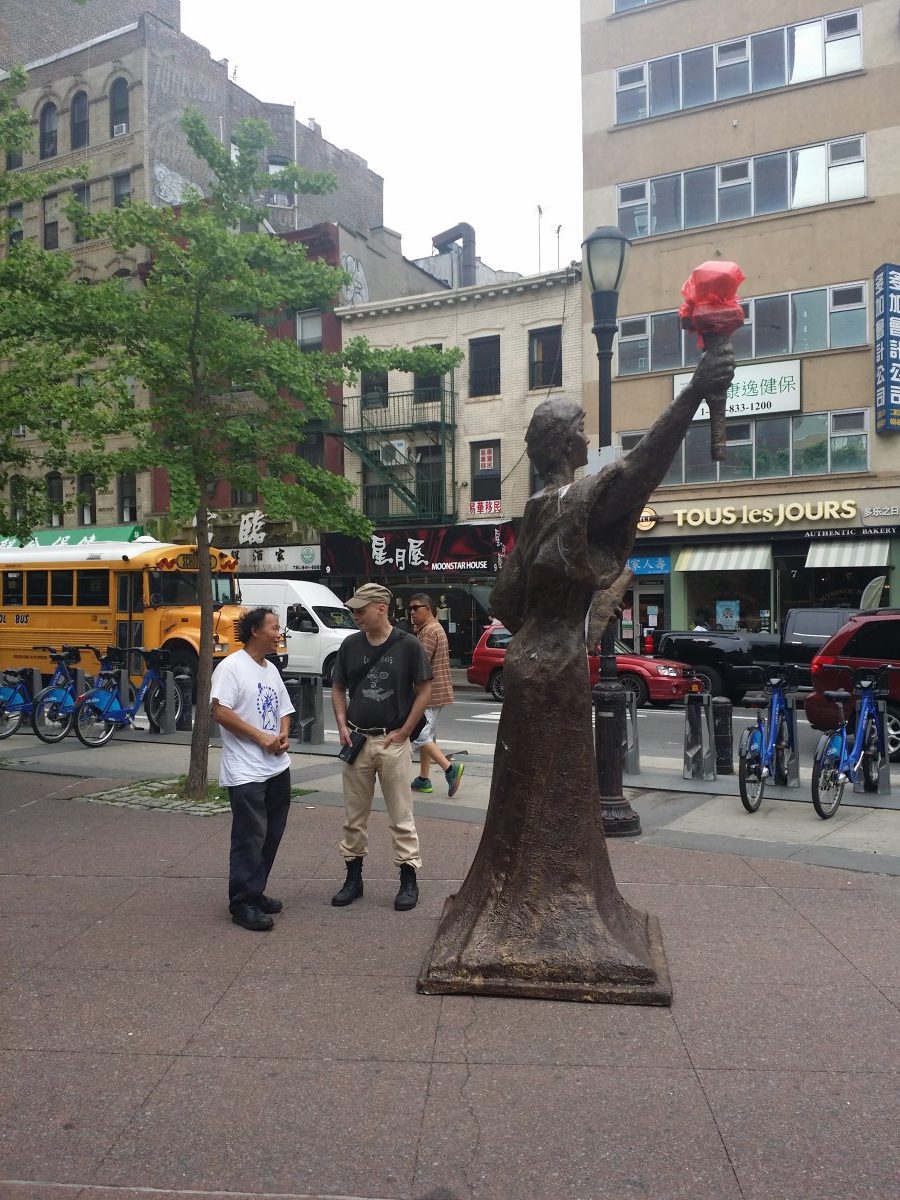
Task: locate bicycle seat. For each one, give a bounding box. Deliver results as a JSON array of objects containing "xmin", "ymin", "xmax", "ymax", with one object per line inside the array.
[
  {"xmin": 823, "ymin": 689, "xmax": 851, "ymax": 703},
  {"xmin": 103, "ymin": 647, "xmax": 127, "ymax": 667},
  {"xmin": 744, "ymin": 694, "xmax": 768, "ymax": 708},
  {"xmin": 141, "ymin": 648, "xmax": 172, "ymax": 672},
  {"xmin": 2, "ymin": 669, "xmax": 31, "ymax": 683},
  {"xmin": 60, "ymin": 647, "xmax": 81, "ymax": 665}
]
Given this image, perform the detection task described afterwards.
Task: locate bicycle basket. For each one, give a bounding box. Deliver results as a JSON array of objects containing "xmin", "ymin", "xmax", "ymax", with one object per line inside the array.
[
  {"xmin": 144, "ymin": 648, "xmax": 172, "ymax": 672},
  {"xmin": 103, "ymin": 646, "xmax": 127, "ymax": 668},
  {"xmin": 62, "ymin": 646, "xmax": 82, "ymax": 666}
]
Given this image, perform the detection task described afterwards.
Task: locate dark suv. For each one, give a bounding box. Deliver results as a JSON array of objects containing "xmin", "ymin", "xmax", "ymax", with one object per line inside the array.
[{"xmin": 805, "ymin": 610, "xmax": 900, "ymax": 762}]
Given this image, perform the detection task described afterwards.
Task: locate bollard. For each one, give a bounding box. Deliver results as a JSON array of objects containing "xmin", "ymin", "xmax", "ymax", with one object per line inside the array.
[
  {"xmin": 283, "ymin": 676, "xmax": 304, "ymax": 739},
  {"xmin": 159, "ymin": 670, "xmax": 177, "ymax": 734},
  {"xmin": 623, "ymin": 688, "xmax": 641, "ymax": 775},
  {"xmin": 24, "ymin": 668, "xmax": 43, "ymax": 699},
  {"xmin": 298, "ymin": 673, "xmax": 325, "ymax": 744},
  {"xmin": 712, "ymin": 696, "xmax": 734, "ymax": 775},
  {"xmin": 117, "ymin": 668, "xmax": 130, "ymax": 708},
  {"xmin": 683, "ymin": 692, "xmax": 716, "ymax": 780},
  {"xmin": 785, "ymin": 694, "xmax": 801, "ymax": 788},
  {"xmin": 175, "ymin": 672, "xmax": 193, "ymax": 731}
]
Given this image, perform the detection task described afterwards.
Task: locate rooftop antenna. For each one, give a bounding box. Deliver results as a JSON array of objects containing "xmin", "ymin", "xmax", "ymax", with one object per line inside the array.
[
  {"xmin": 556, "ymin": 224, "xmax": 562, "ymax": 270},
  {"xmin": 537, "ymin": 204, "xmax": 543, "ymax": 273}
]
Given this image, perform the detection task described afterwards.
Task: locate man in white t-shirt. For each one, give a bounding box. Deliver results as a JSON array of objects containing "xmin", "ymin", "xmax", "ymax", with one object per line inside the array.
[{"xmin": 210, "ymin": 607, "xmax": 295, "ymax": 931}]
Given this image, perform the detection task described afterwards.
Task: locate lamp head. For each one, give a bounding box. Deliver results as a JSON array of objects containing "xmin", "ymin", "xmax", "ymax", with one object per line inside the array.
[{"xmin": 581, "ymin": 225, "xmax": 631, "ymax": 295}]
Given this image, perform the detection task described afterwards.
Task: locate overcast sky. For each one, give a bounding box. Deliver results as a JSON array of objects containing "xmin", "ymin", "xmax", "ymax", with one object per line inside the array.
[{"xmin": 179, "ymin": 0, "xmax": 583, "ymax": 277}]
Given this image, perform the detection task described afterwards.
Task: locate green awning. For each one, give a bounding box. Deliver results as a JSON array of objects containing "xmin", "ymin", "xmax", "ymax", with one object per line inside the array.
[
  {"xmin": 0, "ymin": 525, "xmax": 145, "ymax": 549},
  {"xmin": 805, "ymin": 540, "xmax": 891, "ymax": 569},
  {"xmin": 674, "ymin": 544, "xmax": 772, "ymax": 572}
]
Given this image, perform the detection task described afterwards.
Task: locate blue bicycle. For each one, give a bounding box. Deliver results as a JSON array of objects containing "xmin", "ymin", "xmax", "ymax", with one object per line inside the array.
[
  {"xmin": 738, "ymin": 666, "xmax": 798, "ymax": 812},
  {"xmin": 73, "ymin": 647, "xmax": 183, "ymax": 747},
  {"xmin": 30, "ymin": 645, "xmax": 109, "ymax": 744},
  {"xmin": 811, "ymin": 664, "xmax": 899, "ymax": 819},
  {"xmin": 0, "ymin": 663, "xmax": 37, "ymax": 739}
]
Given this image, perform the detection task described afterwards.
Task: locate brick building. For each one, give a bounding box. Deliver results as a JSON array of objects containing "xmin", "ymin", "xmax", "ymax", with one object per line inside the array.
[{"xmin": 583, "ymin": 0, "xmax": 900, "ymax": 646}]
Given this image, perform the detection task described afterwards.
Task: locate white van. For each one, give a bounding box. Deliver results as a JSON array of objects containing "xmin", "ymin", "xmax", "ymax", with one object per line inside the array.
[{"xmin": 237, "ymin": 579, "xmax": 356, "ymax": 683}]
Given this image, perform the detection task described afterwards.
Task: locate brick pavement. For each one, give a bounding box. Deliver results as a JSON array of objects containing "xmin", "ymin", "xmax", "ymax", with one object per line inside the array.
[{"xmin": 2, "ymin": 768, "xmax": 900, "ymax": 1200}]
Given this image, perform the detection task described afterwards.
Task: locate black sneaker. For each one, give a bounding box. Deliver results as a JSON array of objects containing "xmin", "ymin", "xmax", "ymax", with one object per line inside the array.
[
  {"xmin": 395, "ymin": 863, "xmax": 419, "ymax": 911},
  {"xmin": 257, "ymin": 894, "xmax": 283, "ymax": 914},
  {"xmin": 230, "ymin": 902, "xmax": 274, "ymax": 932}
]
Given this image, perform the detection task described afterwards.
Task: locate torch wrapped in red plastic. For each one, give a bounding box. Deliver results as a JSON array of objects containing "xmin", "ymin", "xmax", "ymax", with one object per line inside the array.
[{"xmin": 679, "ymin": 261, "xmax": 745, "ymax": 461}]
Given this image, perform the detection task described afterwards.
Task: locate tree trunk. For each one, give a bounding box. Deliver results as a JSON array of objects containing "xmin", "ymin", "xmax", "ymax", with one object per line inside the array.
[{"xmin": 185, "ymin": 496, "xmax": 213, "ymax": 799}]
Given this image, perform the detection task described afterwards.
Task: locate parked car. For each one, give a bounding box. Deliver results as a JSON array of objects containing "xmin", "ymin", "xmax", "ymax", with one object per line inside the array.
[
  {"xmin": 805, "ymin": 609, "xmax": 900, "ymax": 762},
  {"xmin": 467, "ymin": 623, "xmax": 700, "ymax": 706}
]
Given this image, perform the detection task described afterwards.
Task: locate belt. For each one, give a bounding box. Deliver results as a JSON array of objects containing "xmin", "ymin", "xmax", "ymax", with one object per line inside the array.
[{"xmin": 349, "ymin": 722, "xmax": 389, "ymax": 735}]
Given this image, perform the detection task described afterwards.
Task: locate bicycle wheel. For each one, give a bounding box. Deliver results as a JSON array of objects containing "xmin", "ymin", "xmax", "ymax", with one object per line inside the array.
[
  {"xmin": 860, "ymin": 716, "xmax": 881, "ymax": 793},
  {"xmin": 812, "ymin": 735, "xmax": 845, "ymax": 819},
  {"xmin": 0, "ymin": 694, "xmax": 24, "ymax": 739},
  {"xmin": 144, "ymin": 680, "xmax": 183, "ymax": 732},
  {"xmin": 739, "ymin": 728, "xmax": 765, "ymax": 813},
  {"xmin": 773, "ymin": 714, "xmax": 790, "ymax": 786},
  {"xmin": 74, "ymin": 695, "xmax": 118, "ymax": 747},
  {"xmin": 31, "ymin": 688, "xmax": 75, "ymax": 743}
]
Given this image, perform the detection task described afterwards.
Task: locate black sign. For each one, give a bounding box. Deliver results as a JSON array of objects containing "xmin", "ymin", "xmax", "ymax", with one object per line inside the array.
[{"xmin": 323, "ymin": 524, "xmax": 516, "ymax": 576}]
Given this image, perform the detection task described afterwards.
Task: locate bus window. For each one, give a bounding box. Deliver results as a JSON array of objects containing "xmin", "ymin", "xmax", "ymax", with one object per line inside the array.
[
  {"xmin": 2, "ymin": 570, "xmax": 23, "ymax": 605},
  {"xmin": 117, "ymin": 574, "xmax": 144, "ymax": 613},
  {"xmin": 77, "ymin": 569, "xmax": 110, "ymax": 607},
  {"xmin": 26, "ymin": 570, "xmax": 48, "ymax": 605},
  {"xmin": 149, "ymin": 571, "xmax": 236, "ymax": 606},
  {"xmin": 51, "ymin": 570, "xmax": 74, "ymax": 605}
]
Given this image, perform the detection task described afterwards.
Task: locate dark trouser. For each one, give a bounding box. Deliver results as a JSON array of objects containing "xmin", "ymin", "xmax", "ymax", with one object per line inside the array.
[{"xmin": 228, "ymin": 768, "xmax": 292, "ymax": 908}]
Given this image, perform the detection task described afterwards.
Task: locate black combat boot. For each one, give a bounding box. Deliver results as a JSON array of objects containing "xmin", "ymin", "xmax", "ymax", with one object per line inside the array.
[
  {"xmin": 331, "ymin": 856, "xmax": 364, "ymax": 906},
  {"xmin": 394, "ymin": 863, "xmax": 419, "ymax": 911}
]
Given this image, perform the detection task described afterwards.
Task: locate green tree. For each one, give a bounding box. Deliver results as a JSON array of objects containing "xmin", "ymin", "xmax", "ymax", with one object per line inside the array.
[
  {"xmin": 83, "ymin": 108, "xmax": 461, "ymax": 797},
  {"xmin": 0, "ymin": 66, "xmax": 138, "ymax": 538}
]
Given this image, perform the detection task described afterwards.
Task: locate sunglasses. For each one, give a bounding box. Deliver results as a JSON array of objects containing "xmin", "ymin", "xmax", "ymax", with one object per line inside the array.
[{"xmin": 408, "ymin": 604, "xmax": 428, "ymax": 611}]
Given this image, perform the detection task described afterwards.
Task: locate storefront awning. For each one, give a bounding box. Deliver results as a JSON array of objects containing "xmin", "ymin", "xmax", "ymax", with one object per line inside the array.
[
  {"xmin": 805, "ymin": 540, "xmax": 891, "ymax": 569},
  {"xmin": 674, "ymin": 544, "xmax": 772, "ymax": 572}
]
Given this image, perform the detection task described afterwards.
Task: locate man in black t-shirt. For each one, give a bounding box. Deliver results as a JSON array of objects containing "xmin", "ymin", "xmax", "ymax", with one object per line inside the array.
[{"xmin": 331, "ymin": 583, "xmax": 432, "ymax": 911}]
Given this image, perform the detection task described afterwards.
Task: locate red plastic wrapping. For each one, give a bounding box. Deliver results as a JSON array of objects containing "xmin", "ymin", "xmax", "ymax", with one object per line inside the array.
[{"xmin": 679, "ymin": 260, "xmax": 746, "ymax": 344}]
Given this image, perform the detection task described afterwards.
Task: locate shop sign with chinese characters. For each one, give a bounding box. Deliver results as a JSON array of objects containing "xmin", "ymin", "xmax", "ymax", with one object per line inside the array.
[
  {"xmin": 673, "ymin": 360, "xmax": 800, "ymax": 421},
  {"xmin": 233, "ymin": 545, "xmax": 321, "ymax": 573},
  {"xmin": 626, "ymin": 555, "xmax": 670, "ymax": 575},
  {"xmin": 874, "ymin": 263, "xmax": 900, "ymax": 434},
  {"xmin": 322, "ymin": 524, "xmax": 516, "ymax": 576},
  {"xmin": 469, "ymin": 500, "xmax": 502, "ymax": 516}
]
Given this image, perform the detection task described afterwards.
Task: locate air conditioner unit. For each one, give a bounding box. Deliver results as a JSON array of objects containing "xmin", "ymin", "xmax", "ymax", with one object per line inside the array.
[
  {"xmin": 11, "ymin": 424, "xmax": 27, "ymax": 438},
  {"xmin": 113, "ymin": 123, "xmax": 128, "ymax": 137},
  {"xmin": 268, "ymin": 192, "xmax": 290, "ymax": 208},
  {"xmin": 379, "ymin": 439, "xmax": 408, "ymax": 465}
]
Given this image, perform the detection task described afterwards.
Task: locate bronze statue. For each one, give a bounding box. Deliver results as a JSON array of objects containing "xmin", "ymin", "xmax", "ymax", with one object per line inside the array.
[{"xmin": 418, "ymin": 342, "xmax": 735, "ymax": 1004}]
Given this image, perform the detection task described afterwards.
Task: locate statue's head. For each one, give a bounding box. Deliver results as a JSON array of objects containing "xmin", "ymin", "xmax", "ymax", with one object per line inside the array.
[{"xmin": 525, "ymin": 397, "xmax": 588, "ymax": 481}]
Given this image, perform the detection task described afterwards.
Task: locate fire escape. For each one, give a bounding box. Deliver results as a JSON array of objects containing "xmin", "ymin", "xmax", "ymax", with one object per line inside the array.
[{"xmin": 336, "ymin": 379, "xmax": 457, "ymax": 525}]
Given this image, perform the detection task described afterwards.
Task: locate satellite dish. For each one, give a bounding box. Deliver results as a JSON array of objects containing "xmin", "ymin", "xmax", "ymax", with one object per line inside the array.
[{"xmin": 859, "ymin": 575, "xmax": 886, "ymax": 610}]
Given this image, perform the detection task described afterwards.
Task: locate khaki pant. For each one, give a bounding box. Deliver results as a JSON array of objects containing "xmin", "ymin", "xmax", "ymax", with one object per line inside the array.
[{"xmin": 339, "ymin": 734, "xmax": 422, "ymax": 868}]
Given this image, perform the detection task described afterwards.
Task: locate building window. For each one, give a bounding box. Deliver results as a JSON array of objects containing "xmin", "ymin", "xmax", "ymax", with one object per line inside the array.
[
  {"xmin": 109, "ymin": 78, "xmax": 129, "ymax": 137},
  {"xmin": 615, "ymin": 11, "xmax": 861, "ymax": 125},
  {"xmin": 362, "ymin": 466, "xmax": 389, "ymax": 520},
  {"xmin": 70, "ymin": 90, "xmax": 89, "ymax": 149},
  {"xmin": 360, "ymin": 370, "xmax": 388, "ymax": 409},
  {"xmin": 471, "ymin": 440, "xmax": 501, "ymax": 503},
  {"xmin": 296, "ymin": 430, "xmax": 324, "ymax": 469},
  {"xmin": 414, "ymin": 344, "xmax": 443, "ymax": 402},
  {"xmin": 623, "ymin": 409, "xmax": 868, "ymax": 485},
  {"xmin": 76, "ymin": 473, "xmax": 96, "ymax": 525},
  {"xmin": 10, "ymin": 476, "xmax": 27, "ymax": 524},
  {"xmin": 230, "ymin": 485, "xmax": 257, "ymax": 507},
  {"xmin": 45, "ymin": 472, "xmax": 64, "ymax": 526},
  {"xmin": 469, "ymin": 336, "xmax": 501, "ymax": 396},
  {"xmin": 39, "ymin": 102, "xmax": 58, "ymax": 159},
  {"xmin": 618, "ymin": 135, "xmax": 865, "ymax": 238},
  {"xmin": 618, "ymin": 281, "xmax": 867, "ymax": 375},
  {"xmin": 117, "ymin": 472, "xmax": 137, "ymax": 522},
  {"xmin": 529, "ymin": 326, "xmax": 562, "ymax": 389},
  {"xmin": 416, "ymin": 445, "xmax": 444, "ymax": 516},
  {"xmin": 112, "ymin": 172, "xmax": 131, "ymax": 208},
  {"xmin": 7, "ymin": 202, "xmax": 23, "ymax": 248},
  {"xmin": 71, "ymin": 183, "xmax": 90, "ymax": 242},
  {"xmin": 6, "ymin": 148, "xmax": 22, "ymax": 170},
  {"xmin": 43, "ymin": 194, "xmax": 59, "ymax": 250},
  {"xmin": 267, "ymin": 158, "xmax": 293, "ymax": 207},
  {"xmin": 296, "ymin": 309, "xmax": 322, "ymax": 352}
]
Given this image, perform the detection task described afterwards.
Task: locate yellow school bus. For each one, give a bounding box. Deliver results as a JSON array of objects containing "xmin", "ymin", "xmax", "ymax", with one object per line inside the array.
[{"xmin": 0, "ymin": 536, "xmax": 244, "ymax": 681}]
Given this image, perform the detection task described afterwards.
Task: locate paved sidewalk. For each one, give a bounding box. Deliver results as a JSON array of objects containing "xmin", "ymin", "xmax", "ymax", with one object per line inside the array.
[{"xmin": 2, "ymin": 768, "xmax": 900, "ymax": 1200}]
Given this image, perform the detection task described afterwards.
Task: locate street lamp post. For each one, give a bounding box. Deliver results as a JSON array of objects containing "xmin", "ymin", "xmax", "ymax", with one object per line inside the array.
[{"xmin": 582, "ymin": 225, "xmax": 641, "ymax": 838}]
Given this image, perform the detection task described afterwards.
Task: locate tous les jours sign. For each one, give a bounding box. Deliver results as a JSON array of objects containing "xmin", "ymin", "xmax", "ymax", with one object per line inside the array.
[{"xmin": 674, "ymin": 500, "xmax": 857, "ymax": 528}]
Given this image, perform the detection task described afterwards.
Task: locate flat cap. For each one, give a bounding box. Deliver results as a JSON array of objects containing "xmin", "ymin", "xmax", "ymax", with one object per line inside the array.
[{"xmin": 345, "ymin": 582, "xmax": 393, "ymax": 609}]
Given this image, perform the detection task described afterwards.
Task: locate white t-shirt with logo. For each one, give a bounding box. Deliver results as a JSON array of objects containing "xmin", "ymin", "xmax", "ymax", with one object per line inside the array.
[{"xmin": 210, "ymin": 650, "xmax": 295, "ymax": 787}]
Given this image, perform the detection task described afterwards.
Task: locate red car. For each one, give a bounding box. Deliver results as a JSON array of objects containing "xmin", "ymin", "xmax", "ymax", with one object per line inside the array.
[
  {"xmin": 805, "ymin": 609, "xmax": 900, "ymax": 762},
  {"xmin": 467, "ymin": 623, "xmax": 700, "ymax": 706}
]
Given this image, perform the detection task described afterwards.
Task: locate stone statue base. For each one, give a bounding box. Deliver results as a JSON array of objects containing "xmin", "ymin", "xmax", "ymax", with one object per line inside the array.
[{"xmin": 418, "ymin": 900, "xmax": 672, "ymax": 1006}]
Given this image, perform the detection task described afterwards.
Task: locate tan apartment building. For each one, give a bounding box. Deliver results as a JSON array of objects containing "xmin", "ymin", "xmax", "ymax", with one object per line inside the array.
[
  {"xmin": 582, "ymin": 0, "xmax": 900, "ymax": 646},
  {"xmin": 320, "ymin": 267, "xmax": 582, "ymax": 661}
]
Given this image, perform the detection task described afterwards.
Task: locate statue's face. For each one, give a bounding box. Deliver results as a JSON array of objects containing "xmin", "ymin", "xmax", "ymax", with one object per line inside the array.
[{"xmin": 570, "ymin": 412, "xmax": 589, "ymax": 469}]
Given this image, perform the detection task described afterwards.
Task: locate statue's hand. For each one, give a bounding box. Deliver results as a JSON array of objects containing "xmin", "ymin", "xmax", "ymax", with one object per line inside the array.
[{"xmin": 688, "ymin": 339, "xmax": 736, "ymax": 402}]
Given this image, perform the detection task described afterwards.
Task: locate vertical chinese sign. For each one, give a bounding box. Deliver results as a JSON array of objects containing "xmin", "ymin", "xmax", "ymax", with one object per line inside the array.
[{"xmin": 874, "ymin": 263, "xmax": 900, "ymax": 434}]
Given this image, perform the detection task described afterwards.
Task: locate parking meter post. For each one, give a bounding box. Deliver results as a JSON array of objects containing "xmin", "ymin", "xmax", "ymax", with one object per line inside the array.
[
  {"xmin": 158, "ymin": 670, "xmax": 176, "ymax": 734},
  {"xmin": 712, "ymin": 697, "xmax": 734, "ymax": 775}
]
